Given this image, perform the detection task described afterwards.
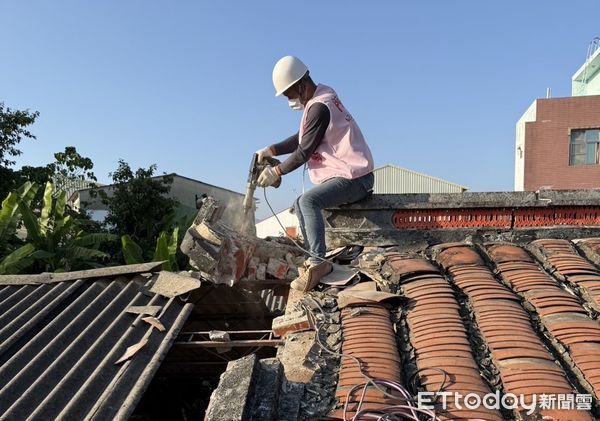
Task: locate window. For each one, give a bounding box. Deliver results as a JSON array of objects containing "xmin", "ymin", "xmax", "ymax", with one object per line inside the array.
[{"xmin": 570, "ymin": 129, "xmax": 600, "ymax": 165}]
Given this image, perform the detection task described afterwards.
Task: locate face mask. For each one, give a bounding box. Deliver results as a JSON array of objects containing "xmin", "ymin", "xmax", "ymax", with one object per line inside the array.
[
  {"xmin": 288, "ymin": 98, "xmax": 304, "ymax": 111},
  {"xmin": 288, "ymin": 81, "xmax": 305, "ymax": 111}
]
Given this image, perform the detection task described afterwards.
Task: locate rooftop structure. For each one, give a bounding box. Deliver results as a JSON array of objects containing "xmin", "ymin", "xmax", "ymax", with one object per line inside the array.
[{"xmin": 4, "ymin": 191, "xmax": 600, "ymax": 419}]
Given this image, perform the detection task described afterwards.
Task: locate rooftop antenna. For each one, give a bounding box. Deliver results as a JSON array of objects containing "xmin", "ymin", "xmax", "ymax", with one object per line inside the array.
[
  {"xmin": 546, "ymin": 87, "xmax": 552, "ymax": 98},
  {"xmin": 579, "ymin": 37, "xmax": 600, "ymax": 95}
]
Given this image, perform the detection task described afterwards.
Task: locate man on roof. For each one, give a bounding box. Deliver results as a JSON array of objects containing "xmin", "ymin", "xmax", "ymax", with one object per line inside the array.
[{"xmin": 257, "ymin": 56, "xmax": 375, "ymax": 292}]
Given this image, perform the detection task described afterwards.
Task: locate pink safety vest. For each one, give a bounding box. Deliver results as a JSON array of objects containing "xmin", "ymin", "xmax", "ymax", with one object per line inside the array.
[{"xmin": 299, "ymin": 84, "xmax": 374, "ymax": 184}]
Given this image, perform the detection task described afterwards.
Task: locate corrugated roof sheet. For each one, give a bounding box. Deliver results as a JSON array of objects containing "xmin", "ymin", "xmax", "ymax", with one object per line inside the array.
[
  {"xmin": 0, "ymin": 272, "xmax": 193, "ymax": 421},
  {"xmin": 373, "ymin": 164, "xmax": 468, "ymax": 194}
]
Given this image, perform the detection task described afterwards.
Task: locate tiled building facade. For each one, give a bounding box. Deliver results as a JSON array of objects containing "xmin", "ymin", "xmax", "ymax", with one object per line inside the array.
[
  {"xmin": 516, "ymin": 40, "xmax": 600, "ymax": 191},
  {"xmin": 517, "ymin": 95, "xmax": 600, "ymax": 191}
]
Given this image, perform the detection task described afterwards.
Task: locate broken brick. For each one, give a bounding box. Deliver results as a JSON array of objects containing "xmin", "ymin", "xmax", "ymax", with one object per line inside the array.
[
  {"xmin": 272, "ymin": 310, "xmax": 312, "ymax": 337},
  {"xmin": 267, "ymin": 257, "xmax": 288, "ymax": 280}
]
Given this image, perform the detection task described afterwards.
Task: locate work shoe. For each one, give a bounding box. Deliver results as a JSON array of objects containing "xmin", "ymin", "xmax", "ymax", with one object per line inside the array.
[{"xmin": 291, "ymin": 260, "xmax": 333, "ymax": 292}]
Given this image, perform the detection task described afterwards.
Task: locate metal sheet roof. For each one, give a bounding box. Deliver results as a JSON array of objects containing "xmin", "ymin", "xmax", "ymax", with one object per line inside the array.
[
  {"xmin": 373, "ymin": 164, "xmax": 468, "ymax": 194},
  {"xmin": 0, "ymin": 272, "xmax": 193, "ymax": 421}
]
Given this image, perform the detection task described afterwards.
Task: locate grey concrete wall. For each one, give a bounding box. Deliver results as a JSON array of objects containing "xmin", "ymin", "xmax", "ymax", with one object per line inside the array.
[{"xmin": 328, "ymin": 190, "xmax": 600, "ymax": 210}]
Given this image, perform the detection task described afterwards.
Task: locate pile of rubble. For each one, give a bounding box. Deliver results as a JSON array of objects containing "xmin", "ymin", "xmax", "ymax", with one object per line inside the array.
[{"xmin": 180, "ymin": 197, "xmax": 305, "ymax": 286}]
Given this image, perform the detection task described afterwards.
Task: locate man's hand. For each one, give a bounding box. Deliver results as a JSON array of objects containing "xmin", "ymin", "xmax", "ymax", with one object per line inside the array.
[
  {"xmin": 256, "ymin": 146, "xmax": 274, "ymax": 163},
  {"xmin": 257, "ymin": 165, "xmax": 280, "ymax": 187}
]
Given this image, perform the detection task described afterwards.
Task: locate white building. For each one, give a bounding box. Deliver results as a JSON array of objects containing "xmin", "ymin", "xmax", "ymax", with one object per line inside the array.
[
  {"xmin": 256, "ymin": 208, "xmax": 299, "ymax": 239},
  {"xmin": 256, "ymin": 164, "xmax": 468, "ymax": 238},
  {"xmin": 70, "ymin": 173, "xmax": 245, "ymax": 228}
]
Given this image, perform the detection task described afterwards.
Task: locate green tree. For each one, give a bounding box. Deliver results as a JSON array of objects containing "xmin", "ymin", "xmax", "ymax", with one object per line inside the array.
[
  {"xmin": 52, "ymin": 146, "xmax": 97, "ymax": 185},
  {"xmin": 101, "ymin": 160, "xmax": 177, "ymax": 260},
  {"xmin": 50, "ymin": 146, "xmax": 99, "ymax": 214},
  {"xmin": 0, "ymin": 103, "xmax": 40, "ymax": 198},
  {"xmin": 6, "ymin": 147, "xmax": 99, "ymax": 222},
  {"xmin": 0, "ymin": 103, "xmax": 39, "ymax": 167}
]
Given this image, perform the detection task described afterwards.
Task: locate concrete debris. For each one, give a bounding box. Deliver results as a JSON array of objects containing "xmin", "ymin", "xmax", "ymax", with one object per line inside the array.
[
  {"xmin": 150, "ymin": 271, "xmax": 201, "ymax": 298},
  {"xmin": 205, "ymin": 354, "xmax": 258, "ymax": 421},
  {"xmin": 296, "ymin": 292, "xmax": 341, "ymax": 419},
  {"xmin": 208, "ymin": 330, "xmax": 232, "ymax": 353},
  {"xmin": 181, "ymin": 197, "xmax": 305, "ymax": 286},
  {"xmin": 326, "ymin": 323, "xmax": 340, "ymax": 334},
  {"xmin": 114, "ymin": 338, "xmax": 148, "ymax": 365},
  {"xmin": 272, "ymin": 310, "xmax": 312, "ymax": 338},
  {"xmin": 277, "ymin": 331, "xmax": 316, "ymax": 383},
  {"xmin": 277, "ymin": 379, "xmax": 304, "ymax": 420},
  {"xmin": 285, "ymin": 252, "xmax": 304, "ymax": 267},
  {"xmin": 208, "ymin": 330, "xmax": 231, "ymax": 341},
  {"xmin": 355, "ymin": 249, "xmax": 386, "ymax": 270},
  {"xmin": 256, "ymin": 263, "xmax": 267, "ymax": 281},
  {"xmin": 141, "ymin": 316, "xmax": 165, "ymax": 332},
  {"xmin": 302, "ymin": 341, "xmax": 323, "ymax": 371},
  {"xmin": 250, "ymin": 359, "xmax": 283, "ymax": 420},
  {"xmin": 266, "ymin": 257, "xmax": 289, "ymax": 280},
  {"xmin": 325, "ymin": 331, "xmax": 342, "ymax": 349},
  {"xmin": 126, "ymin": 305, "xmax": 162, "ymax": 316},
  {"xmin": 301, "ymin": 297, "xmax": 322, "ymax": 312},
  {"xmin": 286, "ymin": 260, "xmax": 300, "ymax": 279},
  {"xmin": 189, "ymin": 221, "xmax": 222, "ymax": 246},
  {"xmin": 245, "ymin": 257, "xmax": 260, "ymax": 281},
  {"xmin": 322, "ymin": 297, "xmax": 337, "ymax": 309}
]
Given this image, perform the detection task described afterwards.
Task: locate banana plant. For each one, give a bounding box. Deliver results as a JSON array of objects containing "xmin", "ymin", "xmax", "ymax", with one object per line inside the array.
[
  {"xmin": 121, "ymin": 227, "xmax": 179, "ymax": 271},
  {"xmin": 0, "ymin": 181, "xmax": 37, "ymax": 251},
  {"xmin": 0, "ymin": 182, "xmax": 117, "ymax": 274}
]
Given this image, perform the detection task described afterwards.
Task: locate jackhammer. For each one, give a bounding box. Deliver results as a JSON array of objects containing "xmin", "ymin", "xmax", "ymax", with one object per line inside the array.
[{"xmin": 241, "ymin": 153, "xmax": 281, "ymax": 235}]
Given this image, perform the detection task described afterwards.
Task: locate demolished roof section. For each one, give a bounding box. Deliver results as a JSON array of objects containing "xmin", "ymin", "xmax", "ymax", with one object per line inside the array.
[{"xmin": 180, "ymin": 196, "xmax": 305, "ymax": 286}]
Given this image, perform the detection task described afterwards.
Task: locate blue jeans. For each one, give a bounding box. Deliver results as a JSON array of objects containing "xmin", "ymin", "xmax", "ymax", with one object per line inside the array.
[{"xmin": 293, "ymin": 172, "xmax": 374, "ymax": 264}]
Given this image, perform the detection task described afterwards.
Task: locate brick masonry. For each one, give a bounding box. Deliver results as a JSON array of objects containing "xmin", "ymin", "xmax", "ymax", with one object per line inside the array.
[{"xmin": 524, "ymin": 95, "xmax": 600, "ymax": 190}]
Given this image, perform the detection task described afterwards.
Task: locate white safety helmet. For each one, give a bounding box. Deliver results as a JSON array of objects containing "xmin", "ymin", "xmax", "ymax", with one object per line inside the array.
[{"xmin": 272, "ymin": 56, "xmax": 308, "ymax": 97}]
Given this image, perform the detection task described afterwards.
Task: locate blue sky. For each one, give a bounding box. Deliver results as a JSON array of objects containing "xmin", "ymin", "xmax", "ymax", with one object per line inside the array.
[{"xmin": 1, "ymin": 1, "xmax": 598, "ymax": 219}]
